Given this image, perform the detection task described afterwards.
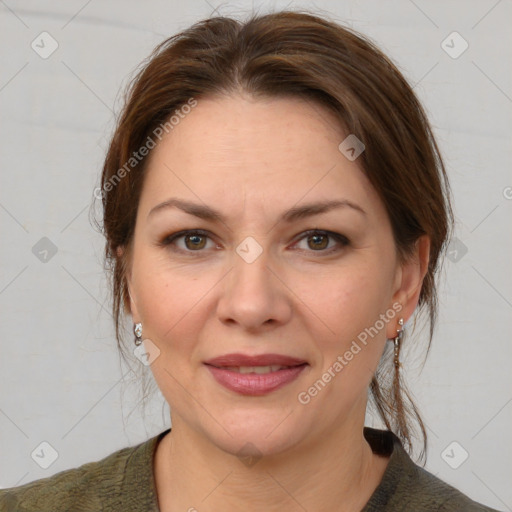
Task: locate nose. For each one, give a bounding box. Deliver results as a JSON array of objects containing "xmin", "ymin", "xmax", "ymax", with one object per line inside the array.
[{"xmin": 216, "ymin": 244, "xmax": 293, "ymax": 333}]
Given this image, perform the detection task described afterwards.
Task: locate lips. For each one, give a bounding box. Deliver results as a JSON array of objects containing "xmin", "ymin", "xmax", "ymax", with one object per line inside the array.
[
  {"xmin": 204, "ymin": 353, "xmax": 308, "ymax": 395},
  {"xmin": 204, "ymin": 353, "xmax": 307, "ymax": 368}
]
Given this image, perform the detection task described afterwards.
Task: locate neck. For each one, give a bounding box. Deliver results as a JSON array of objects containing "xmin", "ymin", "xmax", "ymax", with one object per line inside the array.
[{"xmin": 154, "ymin": 404, "xmax": 388, "ymax": 512}]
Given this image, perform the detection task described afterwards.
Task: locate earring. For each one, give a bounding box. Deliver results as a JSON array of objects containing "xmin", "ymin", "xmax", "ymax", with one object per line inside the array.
[
  {"xmin": 134, "ymin": 322, "xmax": 143, "ymax": 346},
  {"xmin": 391, "ymin": 316, "xmax": 411, "ymax": 444},
  {"xmin": 393, "ymin": 317, "xmax": 404, "ymax": 368}
]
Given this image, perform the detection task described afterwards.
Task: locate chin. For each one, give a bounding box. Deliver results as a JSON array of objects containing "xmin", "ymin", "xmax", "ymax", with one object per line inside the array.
[
  {"xmin": 199, "ymin": 407, "xmax": 308, "ymax": 460},
  {"xmin": 213, "ymin": 429, "xmax": 301, "ymax": 462}
]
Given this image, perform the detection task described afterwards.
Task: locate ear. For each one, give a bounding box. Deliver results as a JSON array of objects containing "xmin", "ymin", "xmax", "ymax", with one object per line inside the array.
[
  {"xmin": 386, "ymin": 235, "xmax": 430, "ymax": 338},
  {"xmin": 117, "ymin": 245, "xmax": 140, "ymax": 321}
]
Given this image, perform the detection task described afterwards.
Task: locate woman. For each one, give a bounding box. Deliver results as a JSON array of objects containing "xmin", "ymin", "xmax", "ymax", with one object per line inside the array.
[{"xmin": 0, "ymin": 10, "xmax": 501, "ymax": 512}]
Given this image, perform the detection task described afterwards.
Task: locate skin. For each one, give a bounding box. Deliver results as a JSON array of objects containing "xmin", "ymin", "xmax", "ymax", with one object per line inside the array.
[{"xmin": 125, "ymin": 93, "xmax": 430, "ymax": 511}]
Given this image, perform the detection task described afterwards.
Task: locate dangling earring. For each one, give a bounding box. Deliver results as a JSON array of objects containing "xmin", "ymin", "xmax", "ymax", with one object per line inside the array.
[
  {"xmin": 393, "ymin": 317, "xmax": 404, "ymax": 369},
  {"xmin": 134, "ymin": 322, "xmax": 143, "ymax": 346},
  {"xmin": 391, "ymin": 316, "xmax": 411, "ymax": 444}
]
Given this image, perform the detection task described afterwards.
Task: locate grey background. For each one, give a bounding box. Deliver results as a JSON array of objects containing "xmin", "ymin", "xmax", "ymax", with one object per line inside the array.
[{"xmin": 0, "ymin": 0, "xmax": 511, "ymax": 509}]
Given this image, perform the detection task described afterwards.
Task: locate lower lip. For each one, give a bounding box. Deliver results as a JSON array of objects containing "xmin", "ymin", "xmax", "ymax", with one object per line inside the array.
[{"xmin": 205, "ymin": 364, "xmax": 307, "ymax": 396}]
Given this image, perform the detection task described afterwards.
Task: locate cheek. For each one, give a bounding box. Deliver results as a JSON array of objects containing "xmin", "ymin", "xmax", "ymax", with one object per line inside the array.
[
  {"xmin": 303, "ymin": 271, "xmax": 393, "ymax": 401},
  {"xmin": 133, "ymin": 266, "xmax": 211, "ymax": 400},
  {"xmin": 312, "ymin": 263, "xmax": 392, "ymax": 337},
  {"xmin": 132, "ymin": 255, "xmax": 218, "ymax": 353},
  {"xmin": 304, "ymin": 265, "xmax": 394, "ymax": 395}
]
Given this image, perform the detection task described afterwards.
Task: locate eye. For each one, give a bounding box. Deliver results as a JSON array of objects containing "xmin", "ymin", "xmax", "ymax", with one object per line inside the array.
[
  {"xmin": 292, "ymin": 230, "xmax": 349, "ymax": 254},
  {"xmin": 158, "ymin": 229, "xmax": 217, "ymax": 253}
]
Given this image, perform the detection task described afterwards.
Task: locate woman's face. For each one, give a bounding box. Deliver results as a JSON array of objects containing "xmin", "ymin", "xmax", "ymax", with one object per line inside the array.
[{"xmin": 127, "ymin": 93, "xmax": 420, "ymax": 457}]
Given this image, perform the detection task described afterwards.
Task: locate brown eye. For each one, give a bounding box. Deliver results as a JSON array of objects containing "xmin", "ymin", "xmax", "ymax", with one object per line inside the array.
[
  {"xmin": 184, "ymin": 233, "xmax": 207, "ymax": 250},
  {"xmin": 294, "ymin": 230, "xmax": 349, "ymax": 254},
  {"xmin": 307, "ymin": 233, "xmax": 329, "ymax": 250},
  {"xmin": 159, "ymin": 229, "xmax": 215, "ymax": 254}
]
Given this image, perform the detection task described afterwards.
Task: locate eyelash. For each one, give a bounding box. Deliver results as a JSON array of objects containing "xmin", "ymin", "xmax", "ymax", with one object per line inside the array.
[{"xmin": 157, "ymin": 229, "xmax": 350, "ymax": 256}]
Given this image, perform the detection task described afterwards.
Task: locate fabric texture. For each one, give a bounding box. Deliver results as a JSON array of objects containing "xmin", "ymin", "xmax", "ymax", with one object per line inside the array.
[{"xmin": 0, "ymin": 427, "xmax": 501, "ymax": 511}]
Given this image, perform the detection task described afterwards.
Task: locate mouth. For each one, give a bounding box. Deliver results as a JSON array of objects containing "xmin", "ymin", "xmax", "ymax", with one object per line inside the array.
[
  {"xmin": 203, "ymin": 353, "xmax": 309, "ymax": 395},
  {"xmin": 218, "ymin": 365, "xmax": 297, "ymax": 374}
]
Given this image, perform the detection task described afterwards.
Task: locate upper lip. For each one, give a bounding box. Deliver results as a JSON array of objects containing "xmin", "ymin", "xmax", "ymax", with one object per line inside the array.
[{"xmin": 204, "ymin": 353, "xmax": 308, "ymax": 367}]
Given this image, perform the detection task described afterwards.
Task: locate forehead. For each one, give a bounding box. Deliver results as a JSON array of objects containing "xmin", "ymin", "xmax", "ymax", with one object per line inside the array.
[
  {"xmin": 159, "ymin": 93, "xmax": 347, "ymax": 162},
  {"xmin": 139, "ymin": 94, "xmax": 384, "ymax": 223}
]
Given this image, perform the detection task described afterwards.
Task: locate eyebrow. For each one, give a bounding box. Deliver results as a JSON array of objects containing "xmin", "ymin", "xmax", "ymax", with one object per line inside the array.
[{"xmin": 147, "ymin": 197, "xmax": 366, "ymax": 223}]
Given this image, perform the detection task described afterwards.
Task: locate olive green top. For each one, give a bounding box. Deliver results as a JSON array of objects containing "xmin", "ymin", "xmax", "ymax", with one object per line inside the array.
[{"xmin": 0, "ymin": 427, "xmax": 501, "ymax": 511}]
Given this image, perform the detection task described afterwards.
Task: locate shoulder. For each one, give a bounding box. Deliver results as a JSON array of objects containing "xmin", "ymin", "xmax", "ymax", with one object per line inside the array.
[
  {"xmin": 0, "ymin": 431, "xmax": 167, "ymax": 512},
  {"xmin": 403, "ymin": 461, "xmax": 501, "ymax": 512},
  {"xmin": 0, "ymin": 448, "xmax": 127, "ymax": 512},
  {"xmin": 363, "ymin": 428, "xmax": 502, "ymax": 512},
  {"xmin": 0, "ymin": 445, "xmax": 135, "ymax": 512}
]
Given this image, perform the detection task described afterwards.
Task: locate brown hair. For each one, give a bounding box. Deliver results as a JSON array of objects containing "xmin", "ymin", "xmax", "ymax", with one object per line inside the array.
[{"xmin": 97, "ymin": 10, "xmax": 453, "ymax": 462}]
